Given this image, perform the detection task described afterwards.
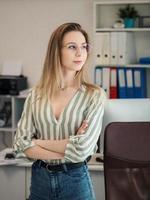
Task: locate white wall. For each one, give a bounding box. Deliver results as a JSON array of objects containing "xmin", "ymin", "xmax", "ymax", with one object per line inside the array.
[{"xmin": 0, "ymin": 0, "xmax": 94, "ymax": 87}]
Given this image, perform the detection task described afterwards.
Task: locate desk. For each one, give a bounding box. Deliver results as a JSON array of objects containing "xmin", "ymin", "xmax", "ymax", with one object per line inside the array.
[
  {"xmin": 0, "ymin": 165, "xmax": 26, "ymax": 200},
  {"xmin": 0, "ymin": 153, "xmax": 105, "ymax": 200}
]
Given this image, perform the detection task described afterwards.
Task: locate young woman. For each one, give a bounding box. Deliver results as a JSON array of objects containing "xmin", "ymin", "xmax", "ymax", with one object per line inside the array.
[{"xmin": 14, "ymin": 22, "xmax": 106, "ymax": 200}]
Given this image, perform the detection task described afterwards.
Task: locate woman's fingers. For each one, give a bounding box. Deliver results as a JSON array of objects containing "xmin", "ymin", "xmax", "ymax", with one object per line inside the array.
[{"xmin": 77, "ymin": 120, "xmax": 88, "ymax": 135}]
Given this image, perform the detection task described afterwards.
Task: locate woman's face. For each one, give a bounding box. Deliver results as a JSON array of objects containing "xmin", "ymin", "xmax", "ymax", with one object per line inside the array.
[{"xmin": 61, "ymin": 31, "xmax": 88, "ymax": 73}]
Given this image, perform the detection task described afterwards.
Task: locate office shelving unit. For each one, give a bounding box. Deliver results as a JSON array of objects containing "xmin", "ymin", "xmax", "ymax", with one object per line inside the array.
[
  {"xmin": 94, "ymin": 0, "xmax": 150, "ymax": 31},
  {"xmin": 93, "ymin": 0, "xmax": 150, "ymax": 97},
  {"xmin": 0, "ymin": 95, "xmax": 25, "ymax": 149}
]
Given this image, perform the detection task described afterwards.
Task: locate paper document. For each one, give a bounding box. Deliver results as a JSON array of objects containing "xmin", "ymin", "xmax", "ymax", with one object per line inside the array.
[{"xmin": 1, "ymin": 61, "xmax": 22, "ymax": 76}]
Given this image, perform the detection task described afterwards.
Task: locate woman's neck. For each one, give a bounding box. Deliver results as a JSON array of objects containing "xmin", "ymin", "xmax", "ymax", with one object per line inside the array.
[{"xmin": 61, "ymin": 71, "xmax": 80, "ymax": 90}]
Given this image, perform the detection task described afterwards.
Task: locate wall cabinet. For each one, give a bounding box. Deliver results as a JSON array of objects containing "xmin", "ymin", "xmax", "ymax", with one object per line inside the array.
[{"xmin": 93, "ymin": 0, "xmax": 150, "ymax": 98}]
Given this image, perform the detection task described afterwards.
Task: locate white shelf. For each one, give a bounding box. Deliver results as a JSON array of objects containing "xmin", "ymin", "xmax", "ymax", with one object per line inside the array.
[
  {"xmin": 0, "ymin": 128, "xmax": 16, "ymax": 132},
  {"xmin": 126, "ymin": 64, "xmax": 150, "ymax": 68},
  {"xmin": 94, "ymin": 0, "xmax": 150, "ymax": 5},
  {"xmin": 96, "ymin": 64, "xmax": 150, "ymax": 68},
  {"xmin": 16, "ymin": 95, "xmax": 27, "ymax": 99},
  {"xmin": 0, "ymin": 95, "xmax": 12, "ymax": 98},
  {"xmin": 96, "ymin": 28, "xmax": 150, "ymax": 32}
]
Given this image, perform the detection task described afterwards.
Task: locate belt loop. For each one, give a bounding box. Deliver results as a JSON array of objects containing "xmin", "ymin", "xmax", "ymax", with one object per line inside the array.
[
  {"xmin": 62, "ymin": 163, "xmax": 68, "ymax": 172},
  {"xmin": 46, "ymin": 164, "xmax": 51, "ymax": 172},
  {"xmin": 84, "ymin": 160, "xmax": 87, "ymax": 165},
  {"xmin": 37, "ymin": 160, "xmax": 42, "ymax": 167},
  {"xmin": 84, "ymin": 156, "xmax": 90, "ymax": 165}
]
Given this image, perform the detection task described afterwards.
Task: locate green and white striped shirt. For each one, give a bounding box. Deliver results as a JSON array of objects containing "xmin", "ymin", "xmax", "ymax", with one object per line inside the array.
[{"xmin": 13, "ymin": 85, "xmax": 106, "ymax": 164}]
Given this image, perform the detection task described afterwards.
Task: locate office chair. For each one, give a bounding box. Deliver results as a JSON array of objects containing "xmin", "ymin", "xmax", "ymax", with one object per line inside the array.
[{"xmin": 104, "ymin": 122, "xmax": 150, "ymax": 200}]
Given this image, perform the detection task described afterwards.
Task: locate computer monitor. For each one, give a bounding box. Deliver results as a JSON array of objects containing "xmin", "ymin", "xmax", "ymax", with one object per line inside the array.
[{"xmin": 98, "ymin": 99, "xmax": 150, "ymax": 153}]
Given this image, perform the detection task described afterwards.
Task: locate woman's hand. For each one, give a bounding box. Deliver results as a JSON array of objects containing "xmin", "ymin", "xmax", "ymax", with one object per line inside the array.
[
  {"xmin": 32, "ymin": 138, "xmax": 41, "ymax": 146},
  {"xmin": 77, "ymin": 120, "xmax": 88, "ymax": 135}
]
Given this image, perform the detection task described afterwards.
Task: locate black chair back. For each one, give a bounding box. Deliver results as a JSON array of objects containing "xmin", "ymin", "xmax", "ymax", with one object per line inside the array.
[{"xmin": 104, "ymin": 122, "xmax": 150, "ymax": 200}]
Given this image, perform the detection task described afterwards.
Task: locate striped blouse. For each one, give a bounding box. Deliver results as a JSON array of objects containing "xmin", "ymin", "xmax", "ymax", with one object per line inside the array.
[{"xmin": 13, "ymin": 85, "xmax": 106, "ymax": 164}]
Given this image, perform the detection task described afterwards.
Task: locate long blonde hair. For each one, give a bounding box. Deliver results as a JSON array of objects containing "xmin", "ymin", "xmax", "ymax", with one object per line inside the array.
[{"xmin": 36, "ymin": 22, "xmax": 100, "ymax": 98}]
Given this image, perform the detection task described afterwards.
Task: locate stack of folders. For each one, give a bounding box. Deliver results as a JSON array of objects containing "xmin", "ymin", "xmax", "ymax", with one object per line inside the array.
[
  {"xmin": 94, "ymin": 32, "xmax": 136, "ymax": 65},
  {"xmin": 95, "ymin": 66, "xmax": 147, "ymax": 99}
]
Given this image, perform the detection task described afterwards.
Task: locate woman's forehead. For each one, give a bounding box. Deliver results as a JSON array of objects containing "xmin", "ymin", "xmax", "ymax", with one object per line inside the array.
[{"xmin": 62, "ymin": 31, "xmax": 86, "ymax": 44}]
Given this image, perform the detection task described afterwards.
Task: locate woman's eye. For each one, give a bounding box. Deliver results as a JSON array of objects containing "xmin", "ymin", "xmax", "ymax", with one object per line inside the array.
[
  {"xmin": 68, "ymin": 45, "xmax": 76, "ymax": 49},
  {"xmin": 82, "ymin": 45, "xmax": 87, "ymax": 49}
]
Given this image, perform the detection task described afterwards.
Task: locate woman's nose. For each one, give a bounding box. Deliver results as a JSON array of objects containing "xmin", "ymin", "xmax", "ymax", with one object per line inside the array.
[{"xmin": 75, "ymin": 47, "xmax": 82, "ymax": 56}]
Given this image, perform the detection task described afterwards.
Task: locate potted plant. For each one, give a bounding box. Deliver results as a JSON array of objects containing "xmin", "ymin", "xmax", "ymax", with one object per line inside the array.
[{"xmin": 118, "ymin": 4, "xmax": 139, "ymax": 28}]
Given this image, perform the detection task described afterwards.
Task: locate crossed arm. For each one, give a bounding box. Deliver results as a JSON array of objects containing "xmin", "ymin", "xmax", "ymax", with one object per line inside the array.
[
  {"xmin": 24, "ymin": 121, "xmax": 88, "ymax": 160},
  {"xmin": 15, "ymin": 89, "xmax": 105, "ymax": 162}
]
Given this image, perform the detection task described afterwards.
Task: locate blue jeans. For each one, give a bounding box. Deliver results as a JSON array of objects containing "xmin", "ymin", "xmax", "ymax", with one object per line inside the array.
[{"xmin": 29, "ymin": 161, "xmax": 96, "ymax": 200}]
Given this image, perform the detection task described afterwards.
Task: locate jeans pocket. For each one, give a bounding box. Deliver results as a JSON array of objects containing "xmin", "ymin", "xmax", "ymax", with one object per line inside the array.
[{"xmin": 65, "ymin": 165, "xmax": 87, "ymax": 179}]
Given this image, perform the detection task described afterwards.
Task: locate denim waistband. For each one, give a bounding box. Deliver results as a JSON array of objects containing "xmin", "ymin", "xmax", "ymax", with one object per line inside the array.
[{"xmin": 36, "ymin": 156, "xmax": 91, "ymax": 172}]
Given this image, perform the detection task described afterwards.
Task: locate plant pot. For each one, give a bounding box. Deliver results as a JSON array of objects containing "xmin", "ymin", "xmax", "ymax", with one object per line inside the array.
[{"xmin": 124, "ymin": 18, "xmax": 135, "ymax": 28}]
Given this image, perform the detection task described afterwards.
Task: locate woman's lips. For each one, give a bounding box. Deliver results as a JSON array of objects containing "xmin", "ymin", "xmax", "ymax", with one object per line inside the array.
[{"xmin": 73, "ymin": 61, "xmax": 82, "ymax": 64}]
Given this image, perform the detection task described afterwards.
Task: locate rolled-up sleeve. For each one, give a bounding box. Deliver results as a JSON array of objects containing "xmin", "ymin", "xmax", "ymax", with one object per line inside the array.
[
  {"xmin": 13, "ymin": 91, "xmax": 36, "ymax": 156},
  {"xmin": 65, "ymin": 89, "xmax": 106, "ymax": 163}
]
